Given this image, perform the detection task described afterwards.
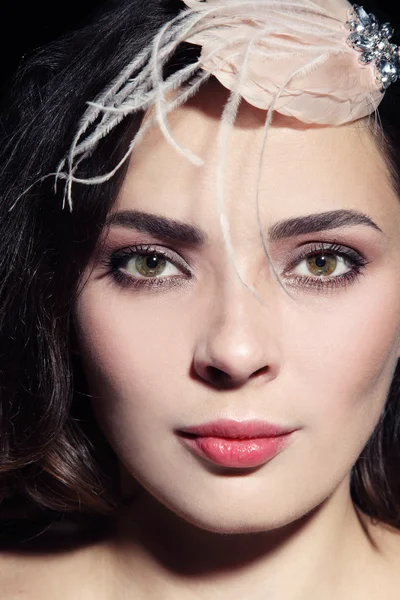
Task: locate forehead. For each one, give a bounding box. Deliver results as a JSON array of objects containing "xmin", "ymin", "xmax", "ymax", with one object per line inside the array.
[{"xmin": 115, "ymin": 84, "xmax": 399, "ymax": 232}]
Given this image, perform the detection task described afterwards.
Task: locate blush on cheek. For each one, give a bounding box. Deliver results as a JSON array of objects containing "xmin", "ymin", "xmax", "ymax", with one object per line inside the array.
[
  {"xmin": 281, "ymin": 278, "xmax": 400, "ymax": 452},
  {"xmin": 333, "ymin": 298, "xmax": 400, "ymax": 404},
  {"xmin": 74, "ymin": 290, "xmax": 190, "ymax": 417}
]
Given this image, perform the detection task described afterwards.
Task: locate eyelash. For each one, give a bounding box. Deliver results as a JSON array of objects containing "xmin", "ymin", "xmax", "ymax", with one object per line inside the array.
[
  {"xmin": 284, "ymin": 242, "xmax": 368, "ymax": 290},
  {"xmin": 101, "ymin": 242, "xmax": 369, "ymax": 292},
  {"xmin": 101, "ymin": 244, "xmax": 192, "ymax": 290}
]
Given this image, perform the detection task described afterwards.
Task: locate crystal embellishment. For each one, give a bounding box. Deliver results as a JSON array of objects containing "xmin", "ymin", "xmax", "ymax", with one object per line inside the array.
[{"xmin": 346, "ymin": 5, "xmax": 400, "ymax": 92}]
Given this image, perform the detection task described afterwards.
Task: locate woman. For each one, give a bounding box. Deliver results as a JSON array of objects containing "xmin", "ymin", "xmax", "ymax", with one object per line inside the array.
[{"xmin": 1, "ymin": 0, "xmax": 400, "ymax": 597}]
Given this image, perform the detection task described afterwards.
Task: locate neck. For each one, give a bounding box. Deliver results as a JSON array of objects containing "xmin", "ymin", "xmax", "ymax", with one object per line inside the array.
[{"xmin": 107, "ymin": 481, "xmax": 380, "ymax": 600}]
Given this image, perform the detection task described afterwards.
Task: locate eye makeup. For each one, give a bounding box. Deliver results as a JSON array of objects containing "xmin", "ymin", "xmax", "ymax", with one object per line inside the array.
[
  {"xmin": 100, "ymin": 243, "xmax": 193, "ymax": 290},
  {"xmin": 99, "ymin": 238, "xmax": 369, "ymax": 294},
  {"xmin": 282, "ymin": 241, "xmax": 369, "ymax": 291}
]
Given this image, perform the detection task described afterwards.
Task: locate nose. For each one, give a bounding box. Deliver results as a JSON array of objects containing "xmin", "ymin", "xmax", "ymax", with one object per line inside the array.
[{"xmin": 192, "ymin": 282, "xmax": 280, "ymax": 389}]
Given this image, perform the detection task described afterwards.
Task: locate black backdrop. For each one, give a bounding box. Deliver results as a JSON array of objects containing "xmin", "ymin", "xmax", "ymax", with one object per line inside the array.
[{"xmin": 0, "ymin": 1, "xmax": 105, "ymax": 103}]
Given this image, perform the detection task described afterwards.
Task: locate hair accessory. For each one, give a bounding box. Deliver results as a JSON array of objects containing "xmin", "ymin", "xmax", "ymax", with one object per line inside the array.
[
  {"xmin": 47, "ymin": 0, "xmax": 394, "ymax": 212},
  {"xmin": 346, "ymin": 4, "xmax": 400, "ymax": 92},
  {"xmin": 181, "ymin": 0, "xmax": 383, "ymax": 126}
]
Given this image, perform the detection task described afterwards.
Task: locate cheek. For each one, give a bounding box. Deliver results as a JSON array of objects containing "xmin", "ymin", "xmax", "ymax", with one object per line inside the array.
[
  {"xmin": 284, "ymin": 273, "xmax": 400, "ymax": 448},
  {"xmin": 74, "ymin": 286, "xmax": 198, "ymax": 411}
]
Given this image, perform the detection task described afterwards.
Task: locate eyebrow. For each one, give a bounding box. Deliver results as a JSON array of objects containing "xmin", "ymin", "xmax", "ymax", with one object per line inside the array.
[
  {"xmin": 105, "ymin": 210, "xmax": 207, "ymax": 245},
  {"xmin": 268, "ymin": 210, "xmax": 382, "ymax": 241},
  {"xmin": 105, "ymin": 208, "xmax": 382, "ymax": 246}
]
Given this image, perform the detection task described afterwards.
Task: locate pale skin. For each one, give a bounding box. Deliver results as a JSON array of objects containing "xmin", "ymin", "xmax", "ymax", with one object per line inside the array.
[{"xmin": 3, "ymin": 84, "xmax": 400, "ymax": 599}]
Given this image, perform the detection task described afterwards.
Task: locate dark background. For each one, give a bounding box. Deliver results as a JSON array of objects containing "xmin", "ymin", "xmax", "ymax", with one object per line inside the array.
[
  {"xmin": 0, "ymin": 1, "xmax": 106, "ymax": 102},
  {"xmin": 1, "ymin": 1, "xmax": 400, "ymax": 104}
]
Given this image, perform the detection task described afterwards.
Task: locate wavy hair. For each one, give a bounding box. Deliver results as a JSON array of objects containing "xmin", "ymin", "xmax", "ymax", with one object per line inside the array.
[{"xmin": 1, "ymin": 0, "xmax": 400, "ymax": 531}]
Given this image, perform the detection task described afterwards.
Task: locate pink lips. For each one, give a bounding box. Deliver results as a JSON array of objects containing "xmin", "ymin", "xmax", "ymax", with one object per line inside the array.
[{"xmin": 178, "ymin": 419, "xmax": 295, "ymax": 469}]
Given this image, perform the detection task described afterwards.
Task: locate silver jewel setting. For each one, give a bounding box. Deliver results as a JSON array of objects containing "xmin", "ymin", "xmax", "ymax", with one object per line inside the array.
[{"xmin": 346, "ymin": 4, "xmax": 400, "ymax": 92}]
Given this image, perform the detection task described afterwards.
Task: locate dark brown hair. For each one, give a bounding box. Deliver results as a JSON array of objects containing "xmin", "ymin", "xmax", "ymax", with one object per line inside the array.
[{"xmin": 1, "ymin": 0, "xmax": 400, "ymax": 532}]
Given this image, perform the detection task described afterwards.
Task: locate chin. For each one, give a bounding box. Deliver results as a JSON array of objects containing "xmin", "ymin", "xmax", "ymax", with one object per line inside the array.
[{"xmin": 154, "ymin": 491, "xmax": 317, "ymax": 536}]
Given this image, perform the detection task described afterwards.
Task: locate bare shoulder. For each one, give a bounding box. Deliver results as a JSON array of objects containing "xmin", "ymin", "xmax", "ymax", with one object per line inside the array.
[{"xmin": 0, "ymin": 523, "xmax": 113, "ymax": 600}]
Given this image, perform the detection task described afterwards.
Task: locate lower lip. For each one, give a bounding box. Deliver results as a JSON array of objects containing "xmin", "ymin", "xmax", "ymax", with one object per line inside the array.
[{"xmin": 181, "ymin": 434, "xmax": 292, "ymax": 468}]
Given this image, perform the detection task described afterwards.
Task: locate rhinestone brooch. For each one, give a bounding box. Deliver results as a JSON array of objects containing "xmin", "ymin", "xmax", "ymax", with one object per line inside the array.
[{"xmin": 346, "ymin": 4, "xmax": 400, "ymax": 92}]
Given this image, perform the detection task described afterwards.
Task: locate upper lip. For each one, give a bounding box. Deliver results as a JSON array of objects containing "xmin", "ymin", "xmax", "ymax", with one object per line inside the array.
[{"xmin": 178, "ymin": 419, "xmax": 296, "ymax": 439}]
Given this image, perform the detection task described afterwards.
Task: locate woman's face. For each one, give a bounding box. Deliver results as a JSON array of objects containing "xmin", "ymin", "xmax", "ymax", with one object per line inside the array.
[{"xmin": 74, "ymin": 86, "xmax": 400, "ymax": 533}]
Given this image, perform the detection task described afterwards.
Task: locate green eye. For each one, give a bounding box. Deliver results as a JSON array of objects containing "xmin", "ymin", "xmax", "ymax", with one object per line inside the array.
[
  {"xmin": 104, "ymin": 244, "xmax": 193, "ymax": 291},
  {"xmin": 284, "ymin": 243, "xmax": 368, "ymax": 291},
  {"xmin": 306, "ymin": 253, "xmax": 337, "ymax": 277},
  {"xmin": 134, "ymin": 254, "xmax": 167, "ymax": 277}
]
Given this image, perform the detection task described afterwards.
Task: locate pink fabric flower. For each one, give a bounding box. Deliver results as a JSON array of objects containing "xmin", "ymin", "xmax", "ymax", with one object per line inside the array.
[{"xmin": 182, "ymin": 0, "xmax": 383, "ymax": 124}]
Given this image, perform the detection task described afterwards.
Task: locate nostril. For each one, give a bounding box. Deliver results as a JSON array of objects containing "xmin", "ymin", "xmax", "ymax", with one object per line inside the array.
[
  {"xmin": 204, "ymin": 365, "xmax": 270, "ymax": 388},
  {"xmin": 205, "ymin": 366, "xmax": 234, "ymax": 388},
  {"xmin": 252, "ymin": 366, "xmax": 269, "ymax": 378}
]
